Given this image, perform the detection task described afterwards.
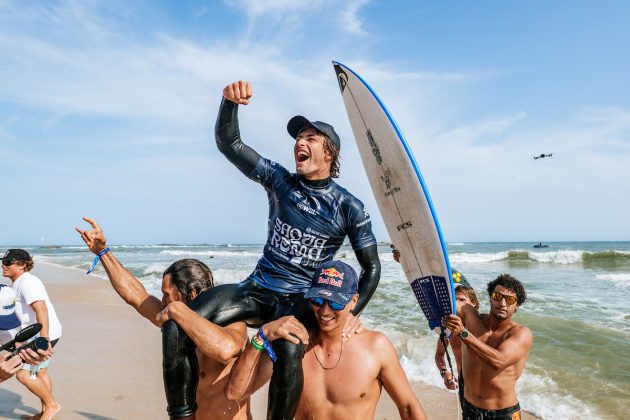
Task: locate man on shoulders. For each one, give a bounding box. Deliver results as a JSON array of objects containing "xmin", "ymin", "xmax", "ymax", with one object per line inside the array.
[
  {"xmin": 161, "ymin": 80, "xmax": 381, "ymax": 419},
  {"xmin": 442, "ymin": 273, "xmax": 533, "ymax": 420},
  {"xmin": 76, "ymin": 217, "xmax": 250, "ymax": 420},
  {"xmin": 225, "ymin": 260, "xmax": 426, "ymax": 420}
]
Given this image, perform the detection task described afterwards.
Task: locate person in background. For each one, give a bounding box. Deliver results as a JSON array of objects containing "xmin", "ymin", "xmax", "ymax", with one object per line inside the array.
[{"xmin": 2, "ymin": 249, "xmax": 62, "ymax": 420}]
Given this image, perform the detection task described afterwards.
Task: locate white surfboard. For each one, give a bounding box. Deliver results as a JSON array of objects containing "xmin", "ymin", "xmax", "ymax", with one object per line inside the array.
[{"xmin": 333, "ymin": 61, "xmax": 455, "ymax": 334}]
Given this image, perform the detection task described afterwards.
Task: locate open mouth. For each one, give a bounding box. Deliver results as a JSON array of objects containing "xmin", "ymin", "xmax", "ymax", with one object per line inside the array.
[{"xmin": 296, "ymin": 150, "xmax": 310, "ymax": 163}]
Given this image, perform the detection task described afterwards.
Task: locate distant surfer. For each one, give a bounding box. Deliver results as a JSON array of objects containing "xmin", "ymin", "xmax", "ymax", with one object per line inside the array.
[
  {"xmin": 76, "ymin": 217, "xmax": 251, "ymax": 420},
  {"xmin": 161, "ymin": 81, "xmax": 381, "ymax": 419},
  {"xmin": 442, "ymin": 274, "xmax": 532, "ymax": 420},
  {"xmin": 225, "ymin": 260, "xmax": 427, "ymax": 420}
]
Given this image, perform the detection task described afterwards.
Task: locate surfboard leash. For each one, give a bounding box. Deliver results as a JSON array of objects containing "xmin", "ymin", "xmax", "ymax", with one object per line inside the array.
[{"xmin": 439, "ymin": 328, "xmax": 456, "ymax": 386}]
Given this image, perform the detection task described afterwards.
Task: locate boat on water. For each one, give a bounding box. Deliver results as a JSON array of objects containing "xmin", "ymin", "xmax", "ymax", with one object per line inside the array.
[{"xmin": 533, "ymin": 242, "xmax": 549, "ymax": 248}]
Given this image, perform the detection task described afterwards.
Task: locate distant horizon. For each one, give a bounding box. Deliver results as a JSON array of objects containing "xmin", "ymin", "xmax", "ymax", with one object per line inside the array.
[{"xmin": 3, "ymin": 239, "xmax": 629, "ymax": 248}]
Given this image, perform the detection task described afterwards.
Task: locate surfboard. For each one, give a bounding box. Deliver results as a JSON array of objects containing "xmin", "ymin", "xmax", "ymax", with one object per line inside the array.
[{"xmin": 333, "ymin": 61, "xmax": 455, "ymax": 334}]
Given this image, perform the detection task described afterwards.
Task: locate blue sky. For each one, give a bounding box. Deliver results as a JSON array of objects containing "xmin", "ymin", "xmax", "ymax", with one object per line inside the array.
[{"xmin": 0, "ymin": 0, "xmax": 628, "ymax": 245}]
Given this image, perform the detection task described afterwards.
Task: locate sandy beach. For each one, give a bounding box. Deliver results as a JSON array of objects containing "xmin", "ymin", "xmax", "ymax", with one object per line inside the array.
[{"xmin": 0, "ymin": 262, "xmax": 539, "ymax": 419}]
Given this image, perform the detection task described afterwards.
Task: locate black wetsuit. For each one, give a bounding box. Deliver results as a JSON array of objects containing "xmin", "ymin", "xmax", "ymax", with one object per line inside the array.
[{"xmin": 162, "ymin": 99, "xmax": 381, "ymax": 419}]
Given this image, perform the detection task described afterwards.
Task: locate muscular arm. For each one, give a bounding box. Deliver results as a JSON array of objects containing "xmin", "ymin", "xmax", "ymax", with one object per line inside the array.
[
  {"xmin": 160, "ymin": 301, "xmax": 247, "ymax": 364},
  {"xmin": 99, "ymin": 253, "xmax": 163, "ymax": 327},
  {"xmin": 352, "ymin": 244, "xmax": 381, "ymax": 315},
  {"xmin": 376, "ymin": 334, "xmax": 427, "ymax": 420},
  {"xmin": 214, "ymin": 98, "xmax": 261, "ymax": 176},
  {"xmin": 452, "ymin": 305, "xmax": 533, "ymax": 371},
  {"xmin": 224, "ymin": 340, "xmax": 273, "ymax": 401},
  {"xmin": 225, "ymin": 316, "xmax": 307, "ymax": 401}
]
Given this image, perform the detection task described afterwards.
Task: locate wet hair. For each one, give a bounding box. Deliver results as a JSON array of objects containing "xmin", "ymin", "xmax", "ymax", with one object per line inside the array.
[
  {"xmin": 455, "ymin": 285, "xmax": 479, "ymax": 309},
  {"xmin": 163, "ymin": 259, "xmax": 214, "ymax": 301},
  {"xmin": 486, "ymin": 274, "xmax": 527, "ymax": 306},
  {"xmin": 323, "ymin": 135, "xmax": 340, "ymax": 178}
]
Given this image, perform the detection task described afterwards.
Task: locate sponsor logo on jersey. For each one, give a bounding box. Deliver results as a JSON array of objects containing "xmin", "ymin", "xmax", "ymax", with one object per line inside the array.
[
  {"xmin": 270, "ymin": 217, "xmax": 328, "ymax": 264},
  {"xmin": 297, "ymin": 202, "xmax": 318, "ymax": 215}
]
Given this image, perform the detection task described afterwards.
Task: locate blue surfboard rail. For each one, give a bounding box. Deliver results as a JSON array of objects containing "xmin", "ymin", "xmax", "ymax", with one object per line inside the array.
[{"xmin": 333, "ymin": 60, "xmax": 456, "ymax": 319}]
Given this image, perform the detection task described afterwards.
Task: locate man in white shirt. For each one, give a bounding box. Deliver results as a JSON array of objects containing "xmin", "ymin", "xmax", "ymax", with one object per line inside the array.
[
  {"xmin": 0, "ymin": 284, "xmax": 52, "ymax": 383},
  {"xmin": 2, "ymin": 249, "xmax": 62, "ymax": 420}
]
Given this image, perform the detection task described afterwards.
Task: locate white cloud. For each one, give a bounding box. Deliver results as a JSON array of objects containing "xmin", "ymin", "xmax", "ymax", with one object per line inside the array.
[{"xmin": 339, "ymin": 0, "xmax": 370, "ymax": 35}]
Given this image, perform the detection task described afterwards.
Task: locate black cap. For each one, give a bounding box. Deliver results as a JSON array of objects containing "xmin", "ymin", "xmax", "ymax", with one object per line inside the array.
[
  {"xmin": 287, "ymin": 115, "xmax": 341, "ymax": 151},
  {"xmin": 2, "ymin": 249, "xmax": 32, "ymax": 265}
]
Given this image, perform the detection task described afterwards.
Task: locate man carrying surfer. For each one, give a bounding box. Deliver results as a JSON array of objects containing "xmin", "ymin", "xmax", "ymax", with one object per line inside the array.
[
  {"xmin": 160, "ymin": 80, "xmax": 381, "ymax": 419},
  {"xmin": 225, "ymin": 260, "xmax": 427, "ymax": 420},
  {"xmin": 442, "ymin": 274, "xmax": 532, "ymax": 420},
  {"xmin": 76, "ymin": 217, "xmax": 251, "ymax": 419}
]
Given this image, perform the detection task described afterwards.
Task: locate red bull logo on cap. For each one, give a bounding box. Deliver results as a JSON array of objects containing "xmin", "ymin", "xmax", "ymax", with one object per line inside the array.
[{"xmin": 318, "ymin": 267, "xmax": 345, "ymax": 287}]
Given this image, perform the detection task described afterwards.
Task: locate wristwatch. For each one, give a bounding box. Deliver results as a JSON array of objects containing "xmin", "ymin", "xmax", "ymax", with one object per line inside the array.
[
  {"xmin": 439, "ymin": 368, "xmax": 447, "ymax": 377},
  {"xmin": 458, "ymin": 329, "xmax": 469, "ymax": 340}
]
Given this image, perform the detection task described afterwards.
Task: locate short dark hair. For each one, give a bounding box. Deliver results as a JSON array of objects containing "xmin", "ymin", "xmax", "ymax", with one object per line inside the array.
[
  {"xmin": 486, "ymin": 274, "xmax": 527, "ymax": 306},
  {"xmin": 455, "ymin": 285, "xmax": 479, "ymax": 309},
  {"xmin": 163, "ymin": 259, "xmax": 214, "ymax": 301}
]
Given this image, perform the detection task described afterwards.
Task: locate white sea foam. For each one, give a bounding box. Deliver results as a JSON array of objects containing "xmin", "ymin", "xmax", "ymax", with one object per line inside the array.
[
  {"xmin": 159, "ymin": 250, "xmax": 260, "ymax": 258},
  {"xmin": 448, "ymin": 242, "xmax": 465, "ymax": 246},
  {"xmin": 450, "ymin": 251, "xmax": 509, "ymax": 263},
  {"xmin": 384, "ymin": 327, "xmax": 603, "ymax": 419},
  {"xmin": 529, "ymin": 250, "xmax": 585, "ymax": 264},
  {"xmin": 517, "ymin": 370, "xmax": 601, "ymax": 419},
  {"xmin": 596, "ymin": 273, "xmax": 630, "ymax": 289},
  {"xmin": 213, "ymin": 268, "xmax": 254, "ymax": 285}
]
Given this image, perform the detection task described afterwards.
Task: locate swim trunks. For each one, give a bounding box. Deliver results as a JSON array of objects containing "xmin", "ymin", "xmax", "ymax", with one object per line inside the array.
[{"xmin": 462, "ymin": 398, "xmax": 521, "ymax": 420}]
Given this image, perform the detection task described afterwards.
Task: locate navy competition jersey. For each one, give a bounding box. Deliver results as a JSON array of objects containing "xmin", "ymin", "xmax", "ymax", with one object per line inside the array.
[{"xmin": 246, "ymin": 157, "xmax": 376, "ymax": 294}]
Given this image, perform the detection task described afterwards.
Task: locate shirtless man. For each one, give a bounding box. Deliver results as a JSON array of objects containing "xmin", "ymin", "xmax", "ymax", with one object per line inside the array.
[
  {"xmin": 76, "ymin": 217, "xmax": 249, "ymax": 419},
  {"xmin": 162, "ymin": 81, "xmax": 380, "ymax": 419},
  {"xmin": 225, "ymin": 260, "xmax": 426, "ymax": 420},
  {"xmin": 442, "ymin": 273, "xmax": 532, "ymax": 420}
]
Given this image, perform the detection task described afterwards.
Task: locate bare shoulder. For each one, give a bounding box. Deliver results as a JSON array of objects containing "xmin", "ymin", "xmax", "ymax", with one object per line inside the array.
[
  {"xmin": 509, "ymin": 323, "xmax": 533, "ymax": 343},
  {"xmin": 357, "ymin": 329, "xmax": 398, "ymax": 357}
]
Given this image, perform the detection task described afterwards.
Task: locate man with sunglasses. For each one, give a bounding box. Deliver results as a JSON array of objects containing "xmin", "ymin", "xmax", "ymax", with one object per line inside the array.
[
  {"xmin": 442, "ymin": 274, "xmax": 532, "ymax": 420},
  {"xmin": 161, "ymin": 81, "xmax": 381, "ymax": 420},
  {"xmin": 225, "ymin": 260, "xmax": 427, "ymax": 420}
]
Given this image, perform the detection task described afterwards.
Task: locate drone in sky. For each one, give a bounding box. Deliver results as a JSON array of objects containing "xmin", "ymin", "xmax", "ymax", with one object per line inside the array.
[{"xmin": 533, "ymin": 153, "xmax": 553, "ymax": 160}]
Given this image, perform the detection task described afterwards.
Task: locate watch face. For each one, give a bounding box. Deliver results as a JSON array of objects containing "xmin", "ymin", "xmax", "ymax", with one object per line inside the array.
[{"xmin": 459, "ymin": 330, "xmax": 469, "ymax": 339}]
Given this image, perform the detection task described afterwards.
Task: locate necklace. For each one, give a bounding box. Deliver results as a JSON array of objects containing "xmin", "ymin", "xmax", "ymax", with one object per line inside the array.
[{"xmin": 311, "ymin": 339, "xmax": 343, "ymax": 370}]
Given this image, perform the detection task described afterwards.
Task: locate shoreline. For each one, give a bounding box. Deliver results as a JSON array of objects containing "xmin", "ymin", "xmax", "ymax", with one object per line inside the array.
[{"xmin": 0, "ymin": 262, "xmax": 540, "ymax": 419}]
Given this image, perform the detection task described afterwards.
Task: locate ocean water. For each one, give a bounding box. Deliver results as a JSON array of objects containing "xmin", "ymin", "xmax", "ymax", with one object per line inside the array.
[{"xmin": 28, "ymin": 241, "xmax": 630, "ymax": 419}]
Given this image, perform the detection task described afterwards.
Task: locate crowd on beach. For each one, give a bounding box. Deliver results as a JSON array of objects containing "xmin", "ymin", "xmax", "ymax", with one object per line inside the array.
[{"xmin": 1, "ymin": 81, "xmax": 533, "ymax": 420}]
